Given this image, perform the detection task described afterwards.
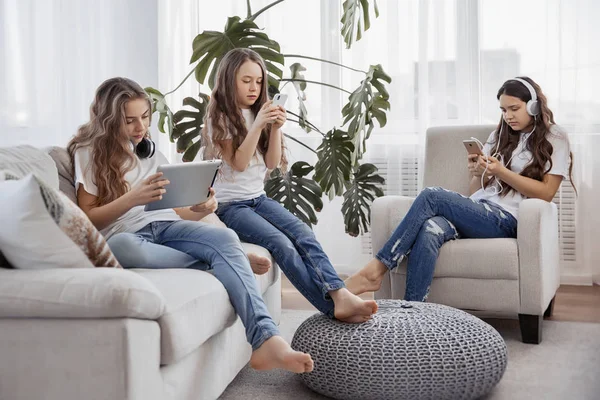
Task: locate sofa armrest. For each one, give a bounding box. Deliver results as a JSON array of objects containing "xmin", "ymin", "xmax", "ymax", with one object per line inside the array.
[
  {"xmin": 517, "ymin": 199, "xmax": 561, "ymax": 315},
  {"xmin": 0, "ymin": 268, "xmax": 166, "ymax": 319},
  {"xmin": 371, "ymin": 195, "xmax": 415, "ymax": 255}
]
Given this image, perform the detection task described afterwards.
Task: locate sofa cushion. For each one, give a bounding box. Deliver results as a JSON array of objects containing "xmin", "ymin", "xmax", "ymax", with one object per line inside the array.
[
  {"xmin": 0, "ymin": 145, "xmax": 59, "ymax": 190},
  {"xmin": 136, "ymin": 244, "xmax": 277, "ymax": 365},
  {"xmin": 391, "ymin": 238, "xmax": 519, "ymax": 280},
  {"xmin": 0, "ymin": 173, "xmax": 120, "ymax": 269},
  {"xmin": 0, "ymin": 267, "xmax": 166, "ymax": 319},
  {"xmin": 46, "ymin": 146, "xmax": 77, "ymax": 204}
]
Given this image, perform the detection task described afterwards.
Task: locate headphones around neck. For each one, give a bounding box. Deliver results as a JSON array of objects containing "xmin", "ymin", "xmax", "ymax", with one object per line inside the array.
[
  {"xmin": 512, "ymin": 78, "xmax": 540, "ymax": 117},
  {"xmin": 134, "ymin": 137, "xmax": 156, "ymax": 159}
]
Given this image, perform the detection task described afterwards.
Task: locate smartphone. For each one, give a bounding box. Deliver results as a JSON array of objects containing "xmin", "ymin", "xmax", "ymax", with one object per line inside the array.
[
  {"xmin": 272, "ymin": 93, "xmax": 288, "ymax": 107},
  {"xmin": 462, "ymin": 139, "xmax": 484, "ymax": 156}
]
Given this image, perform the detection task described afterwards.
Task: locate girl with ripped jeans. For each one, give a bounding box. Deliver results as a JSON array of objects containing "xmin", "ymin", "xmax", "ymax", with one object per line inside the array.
[{"xmin": 353, "ymin": 187, "xmax": 517, "ymax": 301}]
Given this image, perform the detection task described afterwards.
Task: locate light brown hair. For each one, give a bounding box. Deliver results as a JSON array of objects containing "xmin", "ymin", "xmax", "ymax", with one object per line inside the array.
[{"xmin": 67, "ymin": 77, "xmax": 152, "ymax": 205}]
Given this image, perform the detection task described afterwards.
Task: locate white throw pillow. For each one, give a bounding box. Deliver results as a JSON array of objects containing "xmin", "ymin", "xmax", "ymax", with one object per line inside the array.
[{"xmin": 0, "ymin": 172, "xmax": 121, "ymax": 269}]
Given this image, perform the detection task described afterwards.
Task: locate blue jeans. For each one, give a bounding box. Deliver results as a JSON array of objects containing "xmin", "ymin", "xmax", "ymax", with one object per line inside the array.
[
  {"xmin": 106, "ymin": 220, "xmax": 279, "ymax": 350},
  {"xmin": 216, "ymin": 195, "xmax": 345, "ymax": 318},
  {"xmin": 376, "ymin": 187, "xmax": 518, "ymax": 301}
]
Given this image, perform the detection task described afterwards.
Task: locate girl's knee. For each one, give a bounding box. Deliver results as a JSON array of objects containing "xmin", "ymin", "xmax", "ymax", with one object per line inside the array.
[
  {"xmin": 107, "ymin": 233, "xmax": 140, "ymax": 254},
  {"xmin": 423, "ymin": 216, "xmax": 458, "ymax": 241},
  {"xmin": 212, "ymin": 227, "xmax": 241, "ymax": 246},
  {"xmin": 106, "ymin": 233, "xmax": 146, "ymax": 267}
]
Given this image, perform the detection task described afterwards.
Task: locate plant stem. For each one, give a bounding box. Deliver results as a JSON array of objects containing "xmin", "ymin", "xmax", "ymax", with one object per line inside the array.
[
  {"xmin": 280, "ymin": 79, "xmax": 351, "ymax": 94},
  {"xmin": 283, "ymin": 132, "xmax": 317, "ymax": 154},
  {"xmin": 286, "ymin": 111, "xmax": 324, "ymax": 135},
  {"xmin": 246, "ymin": 0, "xmax": 252, "ymax": 19},
  {"xmin": 164, "ymin": 68, "xmax": 196, "ymax": 96},
  {"xmin": 283, "ymin": 54, "xmax": 367, "ymax": 74},
  {"xmin": 248, "ymin": 0, "xmax": 285, "ymax": 22}
]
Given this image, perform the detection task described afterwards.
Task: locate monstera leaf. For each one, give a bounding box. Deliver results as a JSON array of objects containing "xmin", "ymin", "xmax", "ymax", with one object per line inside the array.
[
  {"xmin": 341, "ymin": 0, "xmax": 380, "ymax": 49},
  {"xmin": 172, "ymin": 94, "xmax": 210, "ymax": 161},
  {"xmin": 342, "ymin": 64, "xmax": 391, "ymax": 161},
  {"xmin": 289, "ymin": 62, "xmax": 311, "ymax": 132},
  {"xmin": 341, "ymin": 163, "xmax": 385, "ymax": 236},
  {"xmin": 265, "ymin": 162, "xmax": 323, "ymax": 227},
  {"xmin": 313, "ymin": 129, "xmax": 354, "ymax": 199},
  {"xmin": 190, "ymin": 16, "xmax": 284, "ymax": 90},
  {"xmin": 145, "ymin": 87, "xmax": 174, "ymax": 141}
]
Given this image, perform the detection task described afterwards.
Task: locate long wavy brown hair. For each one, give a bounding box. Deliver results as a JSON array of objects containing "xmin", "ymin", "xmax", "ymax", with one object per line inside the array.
[
  {"xmin": 202, "ymin": 48, "xmax": 286, "ymax": 169},
  {"xmin": 67, "ymin": 77, "xmax": 152, "ymax": 206},
  {"xmin": 486, "ymin": 76, "xmax": 576, "ymax": 196}
]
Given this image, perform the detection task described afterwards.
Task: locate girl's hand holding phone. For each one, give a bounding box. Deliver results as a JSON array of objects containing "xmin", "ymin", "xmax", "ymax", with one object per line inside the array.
[
  {"xmin": 468, "ymin": 154, "xmax": 493, "ymax": 179},
  {"xmin": 127, "ymin": 172, "xmax": 170, "ymax": 207},
  {"xmin": 478, "ymin": 155, "xmax": 505, "ymax": 176},
  {"xmin": 271, "ymin": 105, "xmax": 286, "ymax": 129},
  {"xmin": 253, "ymin": 101, "xmax": 280, "ymax": 130}
]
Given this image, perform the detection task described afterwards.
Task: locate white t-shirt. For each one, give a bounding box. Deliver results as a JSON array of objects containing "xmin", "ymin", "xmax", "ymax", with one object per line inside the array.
[
  {"xmin": 74, "ymin": 146, "xmax": 180, "ymax": 239},
  {"xmin": 470, "ymin": 124, "xmax": 571, "ymax": 221},
  {"xmin": 207, "ymin": 109, "xmax": 268, "ymax": 203}
]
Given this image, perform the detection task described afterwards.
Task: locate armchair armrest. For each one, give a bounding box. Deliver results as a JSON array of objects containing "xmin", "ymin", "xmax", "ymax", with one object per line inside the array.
[
  {"xmin": 371, "ymin": 196, "xmax": 414, "ymax": 300},
  {"xmin": 517, "ymin": 198, "xmax": 561, "ymax": 315},
  {"xmin": 0, "ymin": 268, "xmax": 166, "ymax": 319},
  {"xmin": 371, "ymin": 196, "xmax": 415, "ymax": 255}
]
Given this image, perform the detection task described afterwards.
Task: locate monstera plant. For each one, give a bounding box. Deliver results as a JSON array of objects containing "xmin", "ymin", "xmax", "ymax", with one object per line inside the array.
[{"xmin": 146, "ymin": 0, "xmax": 390, "ymax": 236}]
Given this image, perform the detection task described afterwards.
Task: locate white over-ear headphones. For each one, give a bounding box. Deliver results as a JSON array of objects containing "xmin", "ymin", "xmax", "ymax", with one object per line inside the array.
[{"xmin": 512, "ymin": 78, "xmax": 540, "ymax": 116}]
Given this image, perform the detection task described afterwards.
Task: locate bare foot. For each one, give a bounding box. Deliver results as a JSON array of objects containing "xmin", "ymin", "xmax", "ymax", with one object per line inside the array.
[
  {"xmin": 250, "ymin": 336, "xmax": 314, "ymax": 373},
  {"xmin": 344, "ymin": 259, "xmax": 388, "ymax": 296},
  {"xmin": 247, "ymin": 253, "xmax": 272, "ymax": 275},
  {"xmin": 330, "ymin": 288, "xmax": 378, "ymax": 323}
]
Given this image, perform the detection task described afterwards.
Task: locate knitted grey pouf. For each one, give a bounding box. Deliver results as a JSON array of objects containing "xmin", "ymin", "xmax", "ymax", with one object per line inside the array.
[{"xmin": 291, "ymin": 300, "xmax": 507, "ymax": 400}]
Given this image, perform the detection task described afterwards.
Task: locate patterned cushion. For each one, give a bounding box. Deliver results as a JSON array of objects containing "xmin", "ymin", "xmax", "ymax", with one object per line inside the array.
[{"xmin": 0, "ymin": 171, "xmax": 121, "ymax": 269}]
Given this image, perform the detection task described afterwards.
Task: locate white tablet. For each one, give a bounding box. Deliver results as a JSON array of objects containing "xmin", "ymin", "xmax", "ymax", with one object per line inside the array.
[{"xmin": 144, "ymin": 160, "xmax": 222, "ymax": 211}]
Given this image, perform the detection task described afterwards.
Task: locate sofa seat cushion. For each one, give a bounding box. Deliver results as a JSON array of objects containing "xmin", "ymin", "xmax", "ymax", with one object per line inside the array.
[
  {"xmin": 391, "ymin": 238, "xmax": 518, "ymax": 280},
  {"xmin": 0, "ymin": 268, "xmax": 166, "ymax": 319},
  {"xmin": 136, "ymin": 246, "xmax": 277, "ymax": 365}
]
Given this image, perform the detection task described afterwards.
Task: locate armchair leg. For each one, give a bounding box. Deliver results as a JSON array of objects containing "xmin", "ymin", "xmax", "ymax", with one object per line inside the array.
[
  {"xmin": 543, "ymin": 295, "xmax": 556, "ymax": 318},
  {"xmin": 518, "ymin": 314, "xmax": 542, "ymax": 344}
]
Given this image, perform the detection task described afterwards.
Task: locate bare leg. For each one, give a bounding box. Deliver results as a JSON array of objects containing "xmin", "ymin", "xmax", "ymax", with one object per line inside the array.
[
  {"xmin": 330, "ymin": 288, "xmax": 379, "ymax": 323},
  {"xmin": 247, "ymin": 252, "xmax": 271, "ymax": 275},
  {"xmin": 250, "ymin": 336, "xmax": 314, "ymax": 373},
  {"xmin": 344, "ymin": 259, "xmax": 388, "ymax": 296}
]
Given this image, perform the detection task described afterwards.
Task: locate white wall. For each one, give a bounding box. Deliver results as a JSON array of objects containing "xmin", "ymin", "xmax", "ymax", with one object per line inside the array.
[{"xmin": 0, "ymin": 0, "xmax": 159, "ymax": 148}]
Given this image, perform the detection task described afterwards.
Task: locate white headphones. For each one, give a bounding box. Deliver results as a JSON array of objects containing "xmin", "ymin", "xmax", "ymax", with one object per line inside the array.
[
  {"xmin": 512, "ymin": 78, "xmax": 540, "ymax": 116},
  {"xmin": 472, "ymin": 77, "xmax": 540, "ymax": 195}
]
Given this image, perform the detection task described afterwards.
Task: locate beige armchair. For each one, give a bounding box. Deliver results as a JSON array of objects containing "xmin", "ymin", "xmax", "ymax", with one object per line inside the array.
[{"xmin": 372, "ymin": 125, "xmax": 560, "ymax": 344}]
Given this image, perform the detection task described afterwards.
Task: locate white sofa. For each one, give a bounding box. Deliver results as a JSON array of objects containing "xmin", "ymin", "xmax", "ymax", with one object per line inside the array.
[
  {"xmin": 0, "ymin": 145, "xmax": 281, "ymax": 400},
  {"xmin": 372, "ymin": 125, "xmax": 560, "ymax": 344}
]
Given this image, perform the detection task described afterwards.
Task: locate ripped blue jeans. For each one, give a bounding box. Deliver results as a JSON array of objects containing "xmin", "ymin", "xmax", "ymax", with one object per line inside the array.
[{"xmin": 376, "ymin": 187, "xmax": 518, "ymax": 301}]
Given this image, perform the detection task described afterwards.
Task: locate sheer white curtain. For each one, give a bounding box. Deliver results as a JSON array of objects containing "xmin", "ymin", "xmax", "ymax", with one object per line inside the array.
[
  {"xmin": 158, "ymin": 0, "xmax": 599, "ymax": 282},
  {"xmin": 0, "ymin": 0, "xmax": 159, "ymax": 148}
]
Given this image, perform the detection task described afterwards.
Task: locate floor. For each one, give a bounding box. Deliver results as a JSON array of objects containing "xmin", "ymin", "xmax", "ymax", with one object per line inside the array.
[{"xmin": 282, "ymin": 276, "xmax": 600, "ymax": 323}]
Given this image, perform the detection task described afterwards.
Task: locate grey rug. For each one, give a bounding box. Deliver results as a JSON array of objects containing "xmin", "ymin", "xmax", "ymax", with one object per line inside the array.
[{"xmin": 219, "ymin": 310, "xmax": 600, "ymax": 400}]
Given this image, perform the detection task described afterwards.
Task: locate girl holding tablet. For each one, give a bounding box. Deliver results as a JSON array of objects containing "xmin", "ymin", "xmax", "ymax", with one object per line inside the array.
[{"xmin": 69, "ymin": 77, "xmax": 313, "ymax": 373}]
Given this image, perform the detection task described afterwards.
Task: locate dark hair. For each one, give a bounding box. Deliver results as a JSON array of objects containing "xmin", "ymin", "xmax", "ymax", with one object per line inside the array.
[{"xmin": 487, "ymin": 76, "xmax": 576, "ymax": 196}]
